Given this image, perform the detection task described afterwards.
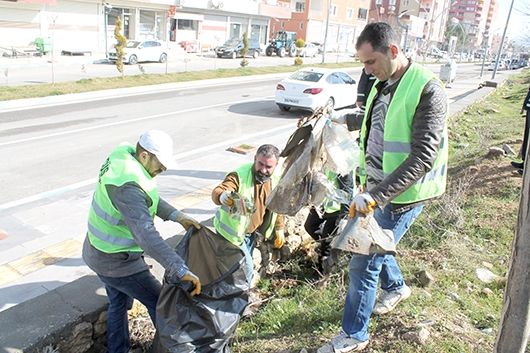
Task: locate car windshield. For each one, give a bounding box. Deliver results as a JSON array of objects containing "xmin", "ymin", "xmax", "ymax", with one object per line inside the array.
[
  {"xmin": 290, "ymin": 71, "xmax": 324, "ymax": 82},
  {"xmin": 223, "ymin": 39, "xmax": 240, "ymax": 46},
  {"xmin": 126, "ymin": 41, "xmax": 141, "ymax": 48}
]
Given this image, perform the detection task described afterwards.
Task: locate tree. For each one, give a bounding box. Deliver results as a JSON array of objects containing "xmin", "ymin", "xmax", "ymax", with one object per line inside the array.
[
  {"xmin": 294, "ymin": 38, "xmax": 305, "ymax": 66},
  {"xmin": 114, "ymin": 17, "xmax": 127, "ymax": 76},
  {"xmin": 240, "ymin": 32, "xmax": 249, "ymax": 67}
]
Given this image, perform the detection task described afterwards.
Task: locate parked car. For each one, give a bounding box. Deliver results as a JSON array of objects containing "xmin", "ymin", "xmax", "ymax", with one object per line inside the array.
[
  {"xmin": 275, "ymin": 67, "xmax": 357, "ymax": 112},
  {"xmin": 487, "ymin": 60, "xmax": 509, "ymax": 71},
  {"xmin": 298, "ymin": 42, "xmax": 320, "ymax": 57},
  {"xmin": 215, "ymin": 38, "xmax": 261, "ymax": 59},
  {"xmin": 108, "ymin": 40, "xmax": 167, "ymax": 64}
]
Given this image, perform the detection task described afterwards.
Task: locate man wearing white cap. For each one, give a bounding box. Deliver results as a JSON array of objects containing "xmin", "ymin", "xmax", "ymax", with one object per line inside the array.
[{"xmin": 82, "ymin": 130, "xmax": 202, "ymax": 353}]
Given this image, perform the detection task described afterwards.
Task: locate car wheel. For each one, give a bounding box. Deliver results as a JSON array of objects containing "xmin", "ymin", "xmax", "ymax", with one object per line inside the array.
[
  {"xmin": 325, "ymin": 97, "xmax": 335, "ymax": 110},
  {"xmin": 216, "ymin": 53, "xmax": 222, "ymax": 58},
  {"xmin": 279, "ymin": 47, "xmax": 286, "ymax": 57},
  {"xmin": 159, "ymin": 53, "xmax": 167, "ymax": 63},
  {"xmin": 252, "ymin": 50, "xmax": 258, "ymax": 59},
  {"xmin": 266, "ymin": 47, "xmax": 273, "ymax": 56},
  {"xmin": 128, "ymin": 54, "xmax": 138, "ymax": 65},
  {"xmin": 231, "ymin": 51, "xmax": 237, "ymax": 59},
  {"xmin": 278, "ymin": 104, "xmax": 291, "ymax": 112}
]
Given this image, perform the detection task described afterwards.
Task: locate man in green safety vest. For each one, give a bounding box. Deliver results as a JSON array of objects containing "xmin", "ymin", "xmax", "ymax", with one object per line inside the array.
[
  {"xmin": 82, "ymin": 130, "xmax": 202, "ymax": 353},
  {"xmin": 212, "ymin": 144, "xmax": 285, "ymax": 284},
  {"xmin": 319, "ymin": 22, "xmax": 448, "ymax": 353}
]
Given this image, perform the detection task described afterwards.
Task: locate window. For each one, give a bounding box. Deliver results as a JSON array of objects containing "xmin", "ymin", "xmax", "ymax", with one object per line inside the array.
[
  {"xmin": 300, "ymin": 22, "xmax": 304, "ymax": 29},
  {"xmin": 358, "ymin": 8, "xmax": 368, "ymax": 20},
  {"xmin": 295, "ymin": 1, "xmax": 305, "ymax": 12},
  {"xmin": 326, "ymin": 73, "xmax": 343, "ymax": 84},
  {"xmin": 330, "ymin": 4, "xmax": 337, "ymax": 16},
  {"xmin": 177, "ymin": 19, "xmax": 197, "ymax": 30},
  {"xmin": 346, "ymin": 8, "xmax": 353, "ymax": 19}
]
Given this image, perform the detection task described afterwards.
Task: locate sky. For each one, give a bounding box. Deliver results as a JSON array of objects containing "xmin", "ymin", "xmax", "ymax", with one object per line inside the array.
[{"xmin": 495, "ymin": 0, "xmax": 530, "ymax": 43}]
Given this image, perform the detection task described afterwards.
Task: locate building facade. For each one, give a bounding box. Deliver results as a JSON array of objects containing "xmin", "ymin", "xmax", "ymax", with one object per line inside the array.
[
  {"xmin": 275, "ymin": 0, "xmax": 370, "ymax": 53},
  {"xmin": 0, "ymin": 0, "xmax": 292, "ymax": 55},
  {"xmin": 448, "ymin": 0, "xmax": 498, "ymax": 51}
]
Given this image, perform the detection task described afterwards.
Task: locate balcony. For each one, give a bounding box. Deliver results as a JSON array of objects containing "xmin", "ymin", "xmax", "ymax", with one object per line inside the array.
[{"xmin": 259, "ymin": 1, "xmax": 292, "ymax": 19}]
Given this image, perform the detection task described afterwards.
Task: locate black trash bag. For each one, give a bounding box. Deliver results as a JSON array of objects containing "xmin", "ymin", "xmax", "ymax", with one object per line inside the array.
[{"xmin": 152, "ymin": 227, "xmax": 249, "ymax": 353}]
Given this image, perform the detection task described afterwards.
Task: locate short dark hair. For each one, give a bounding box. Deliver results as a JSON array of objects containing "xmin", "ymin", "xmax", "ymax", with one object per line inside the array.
[
  {"xmin": 355, "ymin": 22, "xmax": 400, "ymax": 53},
  {"xmin": 256, "ymin": 144, "xmax": 279, "ymax": 160}
]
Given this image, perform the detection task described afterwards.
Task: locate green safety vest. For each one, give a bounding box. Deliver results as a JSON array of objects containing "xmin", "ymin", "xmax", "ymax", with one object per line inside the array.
[
  {"xmin": 322, "ymin": 170, "xmax": 341, "ymax": 214},
  {"xmin": 214, "ymin": 163, "xmax": 278, "ymax": 246},
  {"xmin": 87, "ymin": 143, "xmax": 159, "ymax": 253},
  {"xmin": 359, "ymin": 63, "xmax": 448, "ymax": 204}
]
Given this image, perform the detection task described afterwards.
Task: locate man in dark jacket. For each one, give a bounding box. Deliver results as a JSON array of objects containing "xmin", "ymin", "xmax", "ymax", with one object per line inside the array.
[
  {"xmin": 511, "ymin": 86, "xmax": 530, "ymax": 173},
  {"xmin": 319, "ymin": 22, "xmax": 448, "ymax": 352},
  {"xmin": 356, "ymin": 68, "xmax": 376, "ymax": 109},
  {"xmin": 83, "ymin": 130, "xmax": 202, "ymax": 353}
]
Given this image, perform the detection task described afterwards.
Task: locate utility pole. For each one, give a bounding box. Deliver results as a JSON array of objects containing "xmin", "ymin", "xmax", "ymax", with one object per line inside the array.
[
  {"xmin": 491, "ymin": 0, "xmax": 515, "ymax": 80},
  {"xmin": 321, "ymin": 0, "xmax": 330, "ymax": 64}
]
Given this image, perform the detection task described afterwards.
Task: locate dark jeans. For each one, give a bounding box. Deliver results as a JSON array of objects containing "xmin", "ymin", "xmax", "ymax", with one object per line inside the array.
[
  {"xmin": 521, "ymin": 110, "xmax": 530, "ymax": 161},
  {"xmin": 304, "ymin": 207, "xmax": 339, "ymax": 258},
  {"xmin": 98, "ymin": 270, "xmax": 162, "ymax": 353}
]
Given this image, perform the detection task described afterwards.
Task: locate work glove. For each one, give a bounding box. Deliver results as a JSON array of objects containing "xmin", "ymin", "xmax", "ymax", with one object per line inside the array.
[
  {"xmin": 180, "ymin": 270, "xmax": 202, "ymax": 296},
  {"xmin": 173, "ymin": 210, "xmax": 201, "ymax": 230},
  {"xmin": 350, "ymin": 192, "xmax": 377, "ymax": 215},
  {"xmin": 219, "ymin": 190, "xmax": 234, "ymax": 207},
  {"xmin": 274, "ymin": 229, "xmax": 285, "ymax": 249}
]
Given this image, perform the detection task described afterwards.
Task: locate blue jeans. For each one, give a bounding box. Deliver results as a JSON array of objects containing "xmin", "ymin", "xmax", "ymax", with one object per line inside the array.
[
  {"xmin": 240, "ymin": 233, "xmax": 257, "ymax": 285},
  {"xmin": 342, "ymin": 204, "xmax": 424, "ymax": 342},
  {"xmin": 98, "ymin": 270, "xmax": 162, "ymax": 353}
]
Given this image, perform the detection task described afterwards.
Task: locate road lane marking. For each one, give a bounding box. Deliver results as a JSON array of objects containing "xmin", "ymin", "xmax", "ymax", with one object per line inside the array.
[
  {"xmin": 0, "ymin": 122, "xmax": 294, "ymax": 211},
  {"xmin": 0, "ymin": 96, "xmax": 275, "ymax": 147}
]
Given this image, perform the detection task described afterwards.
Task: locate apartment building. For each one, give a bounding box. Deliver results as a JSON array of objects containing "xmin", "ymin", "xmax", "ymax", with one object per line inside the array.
[
  {"xmin": 448, "ymin": 0, "xmax": 498, "ymax": 51},
  {"xmin": 276, "ymin": 0, "xmax": 370, "ymax": 53},
  {"xmin": 0, "ymin": 0, "xmax": 291, "ymax": 55}
]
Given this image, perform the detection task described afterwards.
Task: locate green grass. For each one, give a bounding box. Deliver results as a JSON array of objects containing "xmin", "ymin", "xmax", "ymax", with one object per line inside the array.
[
  {"xmin": 0, "ymin": 61, "xmax": 361, "ymax": 101},
  {"xmin": 232, "ymin": 69, "xmax": 530, "ymax": 352}
]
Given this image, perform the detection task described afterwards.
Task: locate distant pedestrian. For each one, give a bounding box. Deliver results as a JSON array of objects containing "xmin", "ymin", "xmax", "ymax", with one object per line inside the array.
[
  {"xmin": 82, "ymin": 130, "xmax": 202, "ymax": 353},
  {"xmin": 511, "ymin": 86, "xmax": 530, "ymax": 174}
]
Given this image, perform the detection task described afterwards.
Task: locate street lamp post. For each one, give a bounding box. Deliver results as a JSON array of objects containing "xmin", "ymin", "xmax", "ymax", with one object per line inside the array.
[
  {"xmin": 397, "ymin": 10, "xmax": 412, "ymax": 53},
  {"xmin": 491, "ymin": 0, "xmax": 515, "ymax": 80},
  {"xmin": 321, "ymin": 0, "xmax": 331, "ymax": 64},
  {"xmin": 103, "ymin": 3, "xmax": 113, "ymax": 60}
]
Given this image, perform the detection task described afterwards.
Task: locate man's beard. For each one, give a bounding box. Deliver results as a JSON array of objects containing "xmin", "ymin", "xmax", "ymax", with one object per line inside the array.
[{"xmin": 255, "ymin": 171, "xmax": 271, "ymax": 184}]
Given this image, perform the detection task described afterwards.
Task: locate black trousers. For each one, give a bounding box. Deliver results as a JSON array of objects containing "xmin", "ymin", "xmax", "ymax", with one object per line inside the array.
[{"xmin": 304, "ymin": 207, "xmax": 339, "ymax": 258}]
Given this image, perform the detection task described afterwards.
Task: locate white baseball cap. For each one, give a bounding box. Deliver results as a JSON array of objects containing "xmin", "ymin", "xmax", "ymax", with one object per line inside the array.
[{"xmin": 138, "ymin": 130, "xmax": 176, "ymax": 169}]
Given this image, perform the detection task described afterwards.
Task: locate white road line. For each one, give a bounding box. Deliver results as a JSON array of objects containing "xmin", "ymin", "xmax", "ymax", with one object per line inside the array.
[
  {"xmin": 0, "ymin": 96, "xmax": 275, "ymax": 147},
  {"xmin": 0, "ymin": 123, "xmax": 294, "ymax": 211}
]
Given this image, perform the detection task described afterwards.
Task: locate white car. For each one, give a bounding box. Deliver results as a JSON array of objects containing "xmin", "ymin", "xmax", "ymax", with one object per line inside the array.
[
  {"xmin": 275, "ymin": 68, "xmax": 357, "ymax": 112},
  {"xmin": 298, "ymin": 42, "xmax": 320, "ymax": 57},
  {"xmin": 108, "ymin": 40, "xmax": 167, "ymax": 64}
]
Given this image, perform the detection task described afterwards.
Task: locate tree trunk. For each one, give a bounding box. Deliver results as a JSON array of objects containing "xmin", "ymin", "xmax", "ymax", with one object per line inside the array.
[{"xmin": 494, "ymin": 157, "xmax": 530, "ymax": 352}]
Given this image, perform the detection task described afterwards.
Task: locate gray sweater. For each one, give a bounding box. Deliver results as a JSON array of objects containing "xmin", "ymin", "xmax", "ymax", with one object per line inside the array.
[{"xmin": 82, "ymin": 182, "xmax": 188, "ymax": 282}]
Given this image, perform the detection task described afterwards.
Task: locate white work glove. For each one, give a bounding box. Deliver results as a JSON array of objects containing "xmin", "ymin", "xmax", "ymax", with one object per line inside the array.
[
  {"xmin": 350, "ymin": 192, "xmax": 377, "ymax": 215},
  {"xmin": 219, "ymin": 191, "xmax": 234, "ymax": 206},
  {"xmin": 180, "ymin": 270, "xmax": 202, "ymax": 296},
  {"xmin": 274, "ymin": 229, "xmax": 285, "ymax": 249}
]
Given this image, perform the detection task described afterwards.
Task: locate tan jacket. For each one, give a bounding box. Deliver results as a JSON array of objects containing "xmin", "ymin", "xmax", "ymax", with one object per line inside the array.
[{"xmin": 212, "ymin": 172, "xmax": 284, "ymax": 234}]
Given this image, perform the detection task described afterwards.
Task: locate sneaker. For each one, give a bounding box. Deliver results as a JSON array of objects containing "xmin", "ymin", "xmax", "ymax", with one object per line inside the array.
[
  {"xmin": 511, "ymin": 161, "xmax": 524, "ymax": 169},
  {"xmin": 373, "ymin": 284, "xmax": 412, "ymax": 315},
  {"xmin": 517, "ymin": 169, "xmax": 524, "ymax": 175},
  {"xmin": 317, "ymin": 331, "xmax": 369, "ymax": 353}
]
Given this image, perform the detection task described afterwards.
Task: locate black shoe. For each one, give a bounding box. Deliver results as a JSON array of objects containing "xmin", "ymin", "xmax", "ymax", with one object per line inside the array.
[
  {"xmin": 511, "ymin": 161, "xmax": 524, "ymax": 169},
  {"xmin": 518, "ymin": 169, "xmax": 524, "ymax": 175}
]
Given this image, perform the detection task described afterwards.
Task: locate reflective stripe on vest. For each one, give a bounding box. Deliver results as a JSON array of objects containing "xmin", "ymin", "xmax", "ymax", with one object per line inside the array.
[
  {"xmin": 360, "ymin": 63, "xmax": 448, "ymax": 204},
  {"xmin": 87, "ymin": 143, "xmax": 159, "ymax": 253},
  {"xmin": 214, "ymin": 163, "xmax": 279, "ymax": 246}
]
